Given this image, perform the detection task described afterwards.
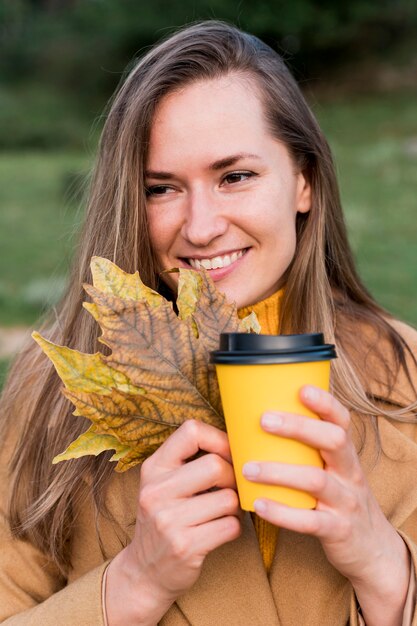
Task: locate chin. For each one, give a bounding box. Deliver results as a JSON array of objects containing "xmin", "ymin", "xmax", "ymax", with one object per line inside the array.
[
  {"xmin": 220, "ymin": 288, "xmax": 255, "ymax": 310},
  {"xmin": 229, "ymin": 285, "xmax": 281, "ymax": 310}
]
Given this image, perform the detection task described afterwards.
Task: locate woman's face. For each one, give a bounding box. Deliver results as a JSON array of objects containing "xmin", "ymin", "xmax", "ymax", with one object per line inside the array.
[{"xmin": 145, "ymin": 74, "xmax": 311, "ymax": 309}]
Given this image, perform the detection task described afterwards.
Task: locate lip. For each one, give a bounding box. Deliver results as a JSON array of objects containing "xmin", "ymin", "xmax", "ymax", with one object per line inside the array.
[{"xmin": 177, "ymin": 247, "xmax": 250, "ymax": 281}]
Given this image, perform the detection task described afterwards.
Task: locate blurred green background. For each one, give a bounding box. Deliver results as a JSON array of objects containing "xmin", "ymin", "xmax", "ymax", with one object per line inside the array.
[{"xmin": 1, "ymin": 0, "xmax": 417, "ymax": 385}]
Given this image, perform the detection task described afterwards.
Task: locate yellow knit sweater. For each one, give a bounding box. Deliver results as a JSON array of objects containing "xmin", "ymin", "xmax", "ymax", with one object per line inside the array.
[{"xmin": 237, "ymin": 289, "xmax": 284, "ymax": 575}]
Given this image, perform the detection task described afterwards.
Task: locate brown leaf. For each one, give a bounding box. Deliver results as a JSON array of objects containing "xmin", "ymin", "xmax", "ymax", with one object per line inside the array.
[{"xmin": 33, "ymin": 258, "xmax": 260, "ymax": 471}]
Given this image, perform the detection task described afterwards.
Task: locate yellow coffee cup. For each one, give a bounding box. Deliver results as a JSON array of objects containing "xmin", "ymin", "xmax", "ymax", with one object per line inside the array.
[{"xmin": 211, "ymin": 333, "xmax": 337, "ymax": 511}]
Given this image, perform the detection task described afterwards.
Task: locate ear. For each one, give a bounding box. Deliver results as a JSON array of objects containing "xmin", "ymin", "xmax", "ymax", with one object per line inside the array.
[{"xmin": 295, "ymin": 171, "xmax": 312, "ymax": 214}]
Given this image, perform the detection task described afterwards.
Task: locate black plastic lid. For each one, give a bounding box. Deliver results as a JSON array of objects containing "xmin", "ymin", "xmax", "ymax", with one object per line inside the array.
[{"xmin": 210, "ymin": 332, "xmax": 337, "ymax": 364}]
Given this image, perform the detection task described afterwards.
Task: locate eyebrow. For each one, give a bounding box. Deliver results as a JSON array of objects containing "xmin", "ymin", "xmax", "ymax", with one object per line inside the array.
[{"xmin": 145, "ymin": 152, "xmax": 261, "ymax": 180}]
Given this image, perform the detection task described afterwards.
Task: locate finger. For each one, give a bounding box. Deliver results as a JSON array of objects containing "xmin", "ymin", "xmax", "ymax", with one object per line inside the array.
[
  {"xmin": 155, "ymin": 488, "xmax": 241, "ymax": 528},
  {"xmin": 299, "ymin": 386, "xmax": 351, "ymax": 430},
  {"xmin": 163, "ymin": 453, "xmax": 237, "ymax": 498},
  {"xmin": 261, "ymin": 410, "xmax": 352, "ymax": 457},
  {"xmin": 242, "ymin": 461, "xmax": 346, "ymax": 506},
  {"xmin": 253, "ymin": 498, "xmax": 336, "ymax": 539},
  {"xmin": 189, "ymin": 515, "xmax": 242, "ymax": 555},
  {"xmin": 152, "ymin": 420, "xmax": 232, "ymax": 469},
  {"xmin": 260, "ymin": 410, "xmax": 356, "ymax": 476}
]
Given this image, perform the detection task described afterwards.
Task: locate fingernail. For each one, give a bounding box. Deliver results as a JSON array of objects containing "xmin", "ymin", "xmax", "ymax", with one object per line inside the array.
[
  {"xmin": 242, "ymin": 462, "xmax": 260, "ymax": 479},
  {"xmin": 254, "ymin": 499, "xmax": 267, "ymax": 513},
  {"xmin": 261, "ymin": 412, "xmax": 282, "ymax": 430},
  {"xmin": 302, "ymin": 386, "xmax": 319, "ymax": 402}
]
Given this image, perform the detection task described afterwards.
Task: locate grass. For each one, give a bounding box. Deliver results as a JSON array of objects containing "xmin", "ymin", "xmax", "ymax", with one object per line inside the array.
[
  {"xmin": 0, "ymin": 152, "xmax": 90, "ymax": 325},
  {"xmin": 315, "ymin": 90, "xmax": 417, "ymax": 326},
  {"xmin": 0, "ymin": 90, "xmax": 416, "ymax": 331}
]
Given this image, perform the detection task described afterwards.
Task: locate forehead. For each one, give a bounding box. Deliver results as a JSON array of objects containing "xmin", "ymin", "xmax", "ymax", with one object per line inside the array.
[{"xmin": 147, "ymin": 74, "xmax": 271, "ymax": 165}]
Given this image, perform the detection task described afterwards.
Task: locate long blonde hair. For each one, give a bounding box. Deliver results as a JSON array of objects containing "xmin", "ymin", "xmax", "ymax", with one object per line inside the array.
[{"xmin": 1, "ymin": 20, "xmax": 416, "ymax": 573}]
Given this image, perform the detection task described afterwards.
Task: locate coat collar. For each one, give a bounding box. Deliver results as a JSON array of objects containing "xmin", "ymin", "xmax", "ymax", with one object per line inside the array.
[
  {"xmin": 355, "ymin": 413, "xmax": 417, "ymax": 529},
  {"xmin": 174, "ymin": 512, "xmax": 280, "ymax": 626}
]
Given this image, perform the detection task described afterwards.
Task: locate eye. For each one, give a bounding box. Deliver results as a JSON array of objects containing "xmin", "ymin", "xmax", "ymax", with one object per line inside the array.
[
  {"xmin": 221, "ymin": 171, "xmax": 256, "ymax": 186},
  {"xmin": 145, "ymin": 184, "xmax": 175, "ymax": 197}
]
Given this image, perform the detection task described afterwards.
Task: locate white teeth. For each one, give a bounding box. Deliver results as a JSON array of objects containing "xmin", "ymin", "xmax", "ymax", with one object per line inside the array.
[
  {"xmin": 211, "ymin": 256, "xmax": 223, "ymax": 269},
  {"xmin": 186, "ymin": 249, "xmax": 245, "ymax": 270}
]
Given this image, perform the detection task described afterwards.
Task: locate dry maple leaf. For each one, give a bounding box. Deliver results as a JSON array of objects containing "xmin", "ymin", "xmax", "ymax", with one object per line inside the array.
[{"xmin": 33, "ymin": 256, "xmax": 260, "ymax": 472}]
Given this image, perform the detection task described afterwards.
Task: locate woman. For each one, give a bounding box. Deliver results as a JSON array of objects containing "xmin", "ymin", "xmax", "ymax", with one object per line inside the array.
[{"xmin": 1, "ymin": 20, "xmax": 416, "ymax": 626}]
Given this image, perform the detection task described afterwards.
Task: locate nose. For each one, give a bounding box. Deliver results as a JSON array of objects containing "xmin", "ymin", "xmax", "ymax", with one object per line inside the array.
[{"xmin": 181, "ymin": 188, "xmax": 228, "ymax": 247}]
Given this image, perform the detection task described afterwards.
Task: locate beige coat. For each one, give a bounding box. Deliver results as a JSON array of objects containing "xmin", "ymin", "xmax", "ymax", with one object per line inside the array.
[{"xmin": 1, "ymin": 320, "xmax": 417, "ymax": 625}]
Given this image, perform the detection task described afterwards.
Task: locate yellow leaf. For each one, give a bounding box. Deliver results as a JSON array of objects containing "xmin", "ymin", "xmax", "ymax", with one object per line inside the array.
[
  {"xmin": 90, "ymin": 256, "xmax": 162, "ymax": 305},
  {"xmin": 239, "ymin": 311, "xmax": 261, "ymax": 334},
  {"xmin": 83, "ymin": 301, "xmax": 100, "ymax": 322},
  {"xmin": 177, "ymin": 269, "xmax": 203, "ymax": 337},
  {"xmin": 83, "ymin": 285, "xmax": 223, "ymax": 417},
  {"xmin": 52, "ymin": 425, "xmax": 131, "ymax": 464},
  {"xmin": 34, "ymin": 257, "xmax": 260, "ymax": 471},
  {"xmin": 32, "ymin": 332, "xmax": 142, "ymax": 395},
  {"xmin": 61, "ymin": 391, "xmax": 175, "ymax": 471},
  {"xmin": 63, "ymin": 388, "xmax": 185, "ymax": 442},
  {"xmin": 114, "ymin": 438, "xmax": 164, "ymax": 471}
]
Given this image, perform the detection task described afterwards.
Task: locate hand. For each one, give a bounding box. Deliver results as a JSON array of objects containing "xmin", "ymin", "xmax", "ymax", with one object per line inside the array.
[
  {"xmin": 106, "ymin": 420, "xmax": 241, "ymax": 625},
  {"xmin": 242, "ymin": 386, "xmax": 410, "ymax": 625}
]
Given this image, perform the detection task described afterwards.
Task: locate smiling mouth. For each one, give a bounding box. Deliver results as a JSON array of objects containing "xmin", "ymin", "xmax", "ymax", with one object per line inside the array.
[{"xmin": 181, "ymin": 248, "xmax": 249, "ymax": 270}]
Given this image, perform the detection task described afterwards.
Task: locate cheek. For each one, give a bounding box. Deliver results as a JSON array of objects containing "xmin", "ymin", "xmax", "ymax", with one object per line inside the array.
[
  {"xmin": 252, "ymin": 203, "xmax": 298, "ymax": 245},
  {"xmin": 147, "ymin": 212, "xmax": 173, "ymax": 257},
  {"xmin": 248, "ymin": 182, "xmax": 299, "ymax": 230},
  {"xmin": 147, "ymin": 217, "xmax": 180, "ymax": 289}
]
